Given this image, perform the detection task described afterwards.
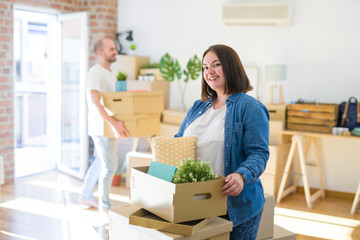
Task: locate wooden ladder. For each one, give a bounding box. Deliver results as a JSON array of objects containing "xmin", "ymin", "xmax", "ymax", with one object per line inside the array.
[{"xmin": 276, "ymin": 134, "xmax": 325, "ymax": 208}]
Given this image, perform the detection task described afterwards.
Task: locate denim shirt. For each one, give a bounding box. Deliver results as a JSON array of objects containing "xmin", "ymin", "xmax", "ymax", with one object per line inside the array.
[{"xmin": 175, "ymin": 92, "xmax": 270, "ymax": 226}]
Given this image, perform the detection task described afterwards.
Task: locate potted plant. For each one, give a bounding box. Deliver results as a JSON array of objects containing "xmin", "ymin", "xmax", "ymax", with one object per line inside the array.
[
  {"xmin": 112, "ymin": 170, "xmax": 122, "ymax": 186},
  {"xmin": 159, "ymin": 53, "xmax": 201, "ymax": 111},
  {"xmin": 129, "ymin": 43, "xmax": 137, "ymax": 55},
  {"xmin": 116, "ymin": 71, "xmax": 127, "ymax": 92}
]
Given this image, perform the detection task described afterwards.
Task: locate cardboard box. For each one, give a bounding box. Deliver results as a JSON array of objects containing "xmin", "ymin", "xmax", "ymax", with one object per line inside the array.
[
  {"xmin": 109, "ymin": 204, "xmax": 232, "ymax": 240},
  {"xmin": 269, "ymin": 120, "xmax": 285, "ymax": 145},
  {"xmin": 261, "ymin": 143, "xmax": 291, "ymax": 196},
  {"xmin": 159, "ymin": 123, "xmax": 180, "ymax": 137},
  {"xmin": 162, "ymin": 109, "xmax": 187, "ymax": 125},
  {"xmin": 103, "ymin": 91, "xmax": 164, "ymax": 115},
  {"xmin": 125, "ymin": 152, "xmax": 153, "ymax": 188},
  {"xmin": 266, "ymin": 143, "xmax": 291, "ymax": 175},
  {"xmin": 266, "ymin": 104, "xmax": 287, "ymax": 121},
  {"xmin": 257, "ymin": 194, "xmax": 275, "ymax": 240},
  {"xmin": 140, "ymin": 68, "xmax": 164, "ymax": 81},
  {"xmin": 130, "ymin": 166, "xmax": 227, "ymax": 223},
  {"xmin": 127, "ymin": 80, "xmax": 170, "ymax": 109},
  {"xmin": 129, "ymin": 208, "xmax": 213, "ymax": 236},
  {"xmin": 104, "ymin": 114, "xmax": 161, "ymax": 138},
  {"xmin": 111, "ymin": 55, "xmax": 150, "ymax": 80},
  {"xmin": 260, "ymin": 166, "xmax": 291, "ymax": 197},
  {"xmin": 271, "ymin": 225, "xmax": 296, "ymax": 240}
]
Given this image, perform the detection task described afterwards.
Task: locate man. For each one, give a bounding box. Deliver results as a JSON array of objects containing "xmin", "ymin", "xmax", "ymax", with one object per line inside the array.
[{"xmin": 79, "ymin": 38, "xmax": 129, "ymax": 213}]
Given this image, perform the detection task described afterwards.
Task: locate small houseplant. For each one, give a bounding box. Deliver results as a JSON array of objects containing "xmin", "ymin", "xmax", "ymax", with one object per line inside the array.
[
  {"xmin": 116, "ymin": 71, "xmax": 127, "ymax": 92},
  {"xmin": 159, "ymin": 53, "xmax": 201, "ymax": 111},
  {"xmin": 172, "ymin": 158, "xmax": 218, "ymax": 184},
  {"xmin": 112, "ymin": 170, "xmax": 122, "ymax": 186},
  {"xmin": 128, "ymin": 42, "xmax": 137, "ymax": 55}
]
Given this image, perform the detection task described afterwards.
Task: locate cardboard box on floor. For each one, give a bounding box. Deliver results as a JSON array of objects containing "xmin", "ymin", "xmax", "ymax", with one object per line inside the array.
[
  {"xmin": 109, "ymin": 204, "xmax": 232, "ymax": 240},
  {"xmin": 104, "ymin": 114, "xmax": 161, "ymax": 138},
  {"xmin": 103, "ymin": 91, "xmax": 164, "ymax": 115},
  {"xmin": 261, "ymin": 143, "xmax": 292, "ymax": 196},
  {"xmin": 257, "ymin": 194, "xmax": 275, "ymax": 240},
  {"xmin": 271, "ymin": 225, "xmax": 296, "ymax": 240},
  {"xmin": 269, "ymin": 120, "xmax": 285, "ymax": 145},
  {"xmin": 130, "ymin": 166, "xmax": 227, "ymax": 223}
]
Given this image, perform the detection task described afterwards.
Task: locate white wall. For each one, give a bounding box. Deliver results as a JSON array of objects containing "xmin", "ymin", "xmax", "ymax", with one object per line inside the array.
[{"xmin": 118, "ymin": 0, "xmax": 360, "ymax": 109}]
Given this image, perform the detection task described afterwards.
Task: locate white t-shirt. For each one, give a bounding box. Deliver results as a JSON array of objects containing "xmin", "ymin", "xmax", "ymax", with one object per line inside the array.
[
  {"xmin": 86, "ymin": 63, "xmax": 116, "ymax": 136},
  {"xmin": 183, "ymin": 105, "xmax": 226, "ymax": 175}
]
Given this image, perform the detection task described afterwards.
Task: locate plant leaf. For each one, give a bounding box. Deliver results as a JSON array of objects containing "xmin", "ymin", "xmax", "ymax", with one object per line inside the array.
[
  {"xmin": 184, "ymin": 55, "xmax": 202, "ymax": 82},
  {"xmin": 159, "ymin": 53, "xmax": 181, "ymax": 82}
]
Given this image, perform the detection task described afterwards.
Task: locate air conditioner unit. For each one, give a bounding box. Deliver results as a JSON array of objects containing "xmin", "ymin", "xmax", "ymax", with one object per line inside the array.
[{"xmin": 222, "ymin": 2, "xmax": 291, "ymax": 26}]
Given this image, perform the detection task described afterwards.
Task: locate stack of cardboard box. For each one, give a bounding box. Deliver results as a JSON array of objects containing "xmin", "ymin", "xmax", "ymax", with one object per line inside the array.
[
  {"xmin": 102, "ymin": 91, "xmax": 164, "ymax": 138},
  {"xmin": 262, "ymin": 104, "xmax": 292, "ymax": 197},
  {"xmin": 108, "ymin": 191, "xmax": 296, "ymax": 240},
  {"xmin": 123, "ymin": 165, "xmax": 232, "ymax": 239}
]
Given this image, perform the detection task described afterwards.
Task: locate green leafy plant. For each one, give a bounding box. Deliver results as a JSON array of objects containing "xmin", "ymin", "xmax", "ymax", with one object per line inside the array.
[
  {"xmin": 130, "ymin": 43, "xmax": 137, "ymax": 51},
  {"xmin": 172, "ymin": 158, "xmax": 218, "ymax": 184},
  {"xmin": 141, "ymin": 62, "xmax": 160, "ymax": 69},
  {"xmin": 117, "ymin": 71, "xmax": 127, "ymax": 81},
  {"xmin": 159, "ymin": 53, "xmax": 202, "ymax": 111}
]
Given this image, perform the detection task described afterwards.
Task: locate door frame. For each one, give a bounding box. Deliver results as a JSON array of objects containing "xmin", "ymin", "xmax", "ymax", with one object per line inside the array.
[{"xmin": 56, "ymin": 11, "xmax": 89, "ymax": 179}]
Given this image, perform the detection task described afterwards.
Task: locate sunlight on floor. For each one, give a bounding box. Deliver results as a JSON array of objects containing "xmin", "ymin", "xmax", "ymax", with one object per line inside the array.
[
  {"xmin": 27, "ymin": 174, "xmax": 131, "ymax": 204},
  {"xmin": 1, "ymin": 230, "xmax": 37, "ymax": 240},
  {"xmin": 0, "ymin": 197, "xmax": 107, "ymax": 240},
  {"xmin": 275, "ymin": 207, "xmax": 360, "ymax": 240}
]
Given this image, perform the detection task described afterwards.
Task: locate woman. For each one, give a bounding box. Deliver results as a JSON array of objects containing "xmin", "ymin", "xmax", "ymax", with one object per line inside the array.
[{"xmin": 175, "ymin": 44, "xmax": 269, "ymax": 240}]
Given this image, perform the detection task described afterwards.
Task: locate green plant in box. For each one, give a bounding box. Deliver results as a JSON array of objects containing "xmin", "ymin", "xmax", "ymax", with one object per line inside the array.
[
  {"xmin": 117, "ymin": 71, "xmax": 127, "ymax": 81},
  {"xmin": 172, "ymin": 158, "xmax": 218, "ymax": 184}
]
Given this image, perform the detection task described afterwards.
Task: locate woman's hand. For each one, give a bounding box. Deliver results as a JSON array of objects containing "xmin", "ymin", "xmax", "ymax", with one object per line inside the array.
[{"xmin": 221, "ymin": 173, "xmax": 244, "ymax": 196}]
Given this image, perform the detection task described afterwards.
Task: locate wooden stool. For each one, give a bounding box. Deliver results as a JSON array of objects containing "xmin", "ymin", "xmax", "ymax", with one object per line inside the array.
[
  {"xmin": 276, "ymin": 134, "xmax": 325, "ymax": 208},
  {"xmin": 351, "ymin": 181, "xmax": 360, "ymax": 214}
]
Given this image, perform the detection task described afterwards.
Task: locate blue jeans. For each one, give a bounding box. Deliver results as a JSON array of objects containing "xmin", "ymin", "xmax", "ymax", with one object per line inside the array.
[
  {"xmin": 223, "ymin": 208, "xmax": 263, "ymax": 240},
  {"xmin": 80, "ymin": 136, "xmax": 118, "ymax": 212}
]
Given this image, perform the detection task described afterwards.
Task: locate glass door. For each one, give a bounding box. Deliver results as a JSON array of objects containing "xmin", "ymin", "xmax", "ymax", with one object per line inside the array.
[
  {"xmin": 13, "ymin": 9, "xmax": 58, "ymax": 178},
  {"xmin": 57, "ymin": 12, "xmax": 88, "ymax": 179}
]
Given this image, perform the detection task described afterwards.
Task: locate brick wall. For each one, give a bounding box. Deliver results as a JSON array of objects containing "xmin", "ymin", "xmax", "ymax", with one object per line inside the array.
[{"xmin": 0, "ymin": 0, "xmax": 117, "ymax": 183}]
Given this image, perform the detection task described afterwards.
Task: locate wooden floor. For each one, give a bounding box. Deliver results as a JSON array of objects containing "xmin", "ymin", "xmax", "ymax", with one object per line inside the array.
[{"xmin": 0, "ymin": 170, "xmax": 359, "ymax": 240}]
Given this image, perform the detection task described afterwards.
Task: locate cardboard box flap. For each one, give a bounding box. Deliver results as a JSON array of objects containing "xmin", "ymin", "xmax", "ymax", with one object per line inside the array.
[
  {"xmin": 131, "ymin": 166, "xmax": 176, "ymax": 193},
  {"xmin": 129, "ymin": 208, "xmax": 213, "ymax": 236},
  {"xmin": 130, "ymin": 166, "xmax": 177, "ymax": 214},
  {"xmin": 109, "ymin": 204, "xmax": 233, "ymax": 240}
]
